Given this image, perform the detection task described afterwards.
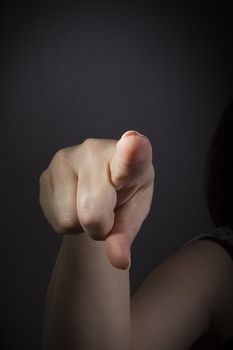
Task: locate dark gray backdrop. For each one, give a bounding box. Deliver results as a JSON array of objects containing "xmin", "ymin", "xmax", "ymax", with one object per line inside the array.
[{"xmin": 1, "ymin": 1, "xmax": 233, "ymax": 349}]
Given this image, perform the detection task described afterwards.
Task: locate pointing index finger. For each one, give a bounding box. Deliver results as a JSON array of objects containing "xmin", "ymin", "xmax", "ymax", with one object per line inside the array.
[{"xmin": 110, "ymin": 130, "xmax": 153, "ymax": 191}]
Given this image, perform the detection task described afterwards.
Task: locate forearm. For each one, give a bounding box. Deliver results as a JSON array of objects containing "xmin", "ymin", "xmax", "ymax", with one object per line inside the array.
[{"xmin": 42, "ymin": 233, "xmax": 131, "ymax": 350}]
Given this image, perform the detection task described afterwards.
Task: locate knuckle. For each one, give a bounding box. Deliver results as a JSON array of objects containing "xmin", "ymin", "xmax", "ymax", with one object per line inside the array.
[
  {"xmin": 49, "ymin": 146, "xmax": 83, "ymax": 177},
  {"xmin": 79, "ymin": 208, "xmax": 105, "ymax": 234},
  {"xmin": 49, "ymin": 148, "xmax": 71, "ymax": 174},
  {"xmin": 82, "ymin": 138, "xmax": 102, "ymax": 154},
  {"xmin": 79, "ymin": 211, "xmax": 102, "ymax": 229},
  {"xmin": 143, "ymin": 163, "xmax": 155, "ymax": 186},
  {"xmin": 52, "ymin": 148, "xmax": 67, "ymax": 165},
  {"xmin": 81, "ymin": 139, "xmax": 105, "ymax": 167},
  {"xmin": 56, "ymin": 211, "xmax": 77, "ymax": 231},
  {"xmin": 82, "ymin": 138, "xmax": 96, "ymax": 146},
  {"xmin": 39, "ymin": 169, "xmax": 48, "ymax": 185},
  {"xmin": 111, "ymin": 173, "xmax": 127, "ymax": 189}
]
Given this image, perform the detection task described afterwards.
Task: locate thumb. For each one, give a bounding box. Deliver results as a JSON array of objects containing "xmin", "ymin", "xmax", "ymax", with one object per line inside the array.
[
  {"xmin": 110, "ymin": 130, "xmax": 153, "ymax": 191},
  {"xmin": 104, "ymin": 180, "xmax": 154, "ymax": 270}
]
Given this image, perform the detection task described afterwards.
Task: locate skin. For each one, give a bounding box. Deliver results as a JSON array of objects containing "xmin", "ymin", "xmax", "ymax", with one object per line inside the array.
[{"xmin": 39, "ymin": 130, "xmax": 233, "ymax": 350}]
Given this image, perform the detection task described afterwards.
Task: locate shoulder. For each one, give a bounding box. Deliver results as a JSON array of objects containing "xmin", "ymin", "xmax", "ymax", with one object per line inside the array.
[
  {"xmin": 178, "ymin": 237, "xmax": 233, "ymax": 345},
  {"xmin": 178, "ymin": 237, "xmax": 233, "ymax": 301},
  {"xmin": 181, "ymin": 225, "xmax": 233, "ymax": 257},
  {"xmin": 157, "ymin": 237, "xmax": 233, "ymax": 315},
  {"xmin": 179, "ymin": 226, "xmax": 233, "ymax": 313},
  {"xmin": 131, "ymin": 236, "xmax": 233, "ymax": 349}
]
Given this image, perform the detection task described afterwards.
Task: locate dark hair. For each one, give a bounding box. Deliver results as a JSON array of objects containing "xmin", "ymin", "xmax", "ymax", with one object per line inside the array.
[{"xmin": 204, "ymin": 102, "xmax": 233, "ymax": 229}]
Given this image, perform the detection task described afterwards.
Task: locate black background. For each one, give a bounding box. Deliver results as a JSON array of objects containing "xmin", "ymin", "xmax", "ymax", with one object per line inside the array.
[{"xmin": 1, "ymin": 1, "xmax": 233, "ymax": 349}]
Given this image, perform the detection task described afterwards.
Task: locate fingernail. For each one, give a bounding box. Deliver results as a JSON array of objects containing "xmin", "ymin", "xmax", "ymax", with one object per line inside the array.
[{"xmin": 121, "ymin": 130, "xmax": 145, "ymax": 139}]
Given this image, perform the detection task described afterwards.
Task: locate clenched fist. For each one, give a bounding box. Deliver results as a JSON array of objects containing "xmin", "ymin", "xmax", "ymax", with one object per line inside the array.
[{"xmin": 39, "ymin": 130, "xmax": 155, "ymax": 270}]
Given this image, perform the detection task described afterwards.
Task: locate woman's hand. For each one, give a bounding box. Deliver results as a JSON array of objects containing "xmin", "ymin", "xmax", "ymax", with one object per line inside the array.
[{"xmin": 39, "ymin": 130, "xmax": 155, "ymax": 270}]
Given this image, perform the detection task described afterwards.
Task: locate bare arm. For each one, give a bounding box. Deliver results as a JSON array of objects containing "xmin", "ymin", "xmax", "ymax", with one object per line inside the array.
[
  {"xmin": 42, "ymin": 233, "xmax": 130, "ymax": 350},
  {"xmin": 39, "ymin": 131, "xmax": 154, "ymax": 350}
]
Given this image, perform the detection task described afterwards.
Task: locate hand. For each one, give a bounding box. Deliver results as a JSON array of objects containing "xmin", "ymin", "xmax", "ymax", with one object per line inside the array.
[{"xmin": 39, "ymin": 130, "xmax": 155, "ymax": 270}]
